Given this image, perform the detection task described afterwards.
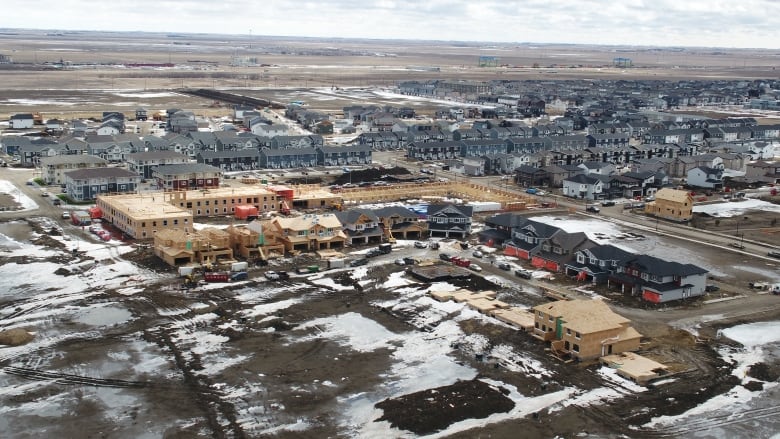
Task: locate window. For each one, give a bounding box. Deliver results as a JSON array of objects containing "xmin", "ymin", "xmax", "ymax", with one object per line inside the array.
[
  {"xmin": 575, "ymin": 332, "xmax": 581, "ymax": 339},
  {"xmin": 572, "ymin": 344, "xmax": 580, "ymax": 353},
  {"xmin": 152, "ymin": 221, "xmax": 157, "ymax": 227},
  {"xmin": 566, "ymin": 328, "xmax": 571, "ymax": 335},
  {"xmin": 174, "ymin": 219, "xmax": 178, "ymax": 225}
]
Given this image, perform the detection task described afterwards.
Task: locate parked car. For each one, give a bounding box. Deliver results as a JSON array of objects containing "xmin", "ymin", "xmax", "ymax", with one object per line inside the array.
[
  {"xmin": 498, "ymin": 262, "xmax": 511, "ymax": 271},
  {"xmin": 767, "ymin": 251, "xmax": 780, "ymax": 259},
  {"xmin": 429, "ymin": 242, "xmax": 440, "ymax": 250},
  {"xmin": 469, "ymin": 264, "xmax": 482, "ymax": 272},
  {"xmin": 394, "ymin": 258, "xmax": 406, "ymax": 266},
  {"xmin": 705, "ymin": 284, "xmax": 719, "ymax": 292},
  {"xmin": 414, "ymin": 241, "xmax": 427, "ymax": 249},
  {"xmin": 586, "ymin": 205, "xmax": 600, "ymax": 213},
  {"xmin": 515, "ymin": 269, "xmax": 533, "ymax": 279},
  {"xmin": 729, "ymin": 242, "xmax": 745, "ymax": 250},
  {"xmin": 472, "ymin": 250, "xmax": 483, "ymax": 258},
  {"xmin": 230, "ymin": 271, "xmax": 248, "ymax": 281},
  {"xmin": 439, "ymin": 253, "xmax": 451, "ymax": 261},
  {"xmin": 61, "ymin": 212, "xmax": 70, "ymax": 219},
  {"xmin": 601, "ymin": 200, "xmax": 616, "ymax": 207},
  {"xmin": 40, "ymin": 191, "xmax": 49, "ymax": 197},
  {"xmin": 52, "ymin": 199, "xmax": 61, "ymax": 206},
  {"xmin": 349, "ymin": 258, "xmax": 368, "ymax": 267}
]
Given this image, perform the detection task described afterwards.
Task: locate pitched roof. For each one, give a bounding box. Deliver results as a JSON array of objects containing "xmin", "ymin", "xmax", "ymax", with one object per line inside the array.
[
  {"xmin": 153, "ymin": 163, "xmax": 223, "ymax": 175},
  {"xmin": 64, "ymin": 167, "xmax": 139, "ymax": 179},
  {"xmin": 624, "ymin": 254, "xmax": 708, "ymax": 277},
  {"xmin": 533, "ymin": 299, "xmax": 634, "ymax": 334}
]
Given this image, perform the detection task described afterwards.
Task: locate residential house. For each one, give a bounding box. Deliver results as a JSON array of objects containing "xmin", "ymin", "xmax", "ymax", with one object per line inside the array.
[
  {"xmin": 64, "ymin": 168, "xmax": 141, "ymax": 202},
  {"xmin": 587, "ymin": 133, "xmax": 630, "ymax": 149},
  {"xmin": 531, "ymin": 299, "xmax": 642, "ymax": 360},
  {"xmin": 252, "ymin": 123, "xmax": 290, "ymax": 137},
  {"xmin": 687, "ymin": 166, "xmax": 724, "ymax": 189},
  {"xmin": 407, "ymin": 141, "xmax": 462, "ymax": 161},
  {"xmin": 565, "ymin": 244, "xmax": 636, "ymax": 284},
  {"xmin": 609, "ymin": 255, "xmax": 708, "ymax": 303},
  {"xmin": 235, "ymin": 222, "xmax": 286, "ymax": 260},
  {"xmin": 372, "ymin": 206, "xmax": 427, "ymax": 240},
  {"xmin": 270, "ymin": 135, "xmax": 323, "ymax": 149},
  {"xmin": 460, "ymin": 139, "xmax": 509, "ymax": 157},
  {"xmin": 126, "ymin": 151, "xmax": 191, "ymax": 179},
  {"xmin": 10, "ymin": 113, "xmax": 35, "ymax": 129},
  {"xmin": 317, "ymin": 145, "xmax": 372, "ymax": 166},
  {"xmin": 530, "ymin": 229, "xmax": 594, "ymax": 273},
  {"xmin": 578, "ymin": 161, "xmax": 615, "ymax": 176},
  {"xmin": 271, "ymin": 213, "xmax": 346, "ymax": 252},
  {"xmin": 17, "ymin": 142, "xmax": 67, "ymax": 167},
  {"xmin": 478, "ymin": 212, "xmax": 530, "ymax": 248},
  {"xmin": 334, "ymin": 209, "xmax": 383, "ymax": 245},
  {"xmin": 260, "ymin": 147, "xmax": 318, "ymax": 169},
  {"xmin": 153, "ymin": 228, "xmax": 233, "ymax": 267},
  {"xmin": 745, "ymin": 160, "xmax": 780, "ymax": 183},
  {"xmin": 426, "ymin": 204, "xmax": 473, "ymax": 238},
  {"xmin": 152, "ymin": 163, "xmax": 223, "ymax": 191},
  {"xmin": 41, "ymin": 154, "xmax": 108, "ymax": 185},
  {"xmin": 644, "ymin": 188, "xmax": 693, "ymax": 222},
  {"xmin": 196, "ymin": 149, "xmax": 260, "ymax": 172},
  {"xmin": 562, "ymin": 173, "xmax": 603, "ymax": 200}
]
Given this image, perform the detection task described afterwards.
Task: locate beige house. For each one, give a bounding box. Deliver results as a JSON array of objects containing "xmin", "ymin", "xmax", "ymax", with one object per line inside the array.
[
  {"xmin": 532, "ymin": 299, "xmax": 642, "ymax": 361},
  {"xmin": 644, "ymin": 188, "xmax": 693, "ymax": 222},
  {"xmin": 271, "ymin": 213, "xmax": 346, "ymax": 252},
  {"xmin": 228, "ymin": 222, "xmax": 285, "ymax": 260},
  {"xmin": 153, "ymin": 227, "xmax": 233, "ymax": 266}
]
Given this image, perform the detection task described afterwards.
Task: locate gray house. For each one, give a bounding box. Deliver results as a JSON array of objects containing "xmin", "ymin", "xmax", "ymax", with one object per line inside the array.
[
  {"xmin": 64, "ymin": 168, "xmax": 141, "ymax": 201},
  {"xmin": 260, "ymin": 147, "xmax": 318, "ymax": 169},
  {"xmin": 426, "ymin": 204, "xmax": 473, "ymax": 238}
]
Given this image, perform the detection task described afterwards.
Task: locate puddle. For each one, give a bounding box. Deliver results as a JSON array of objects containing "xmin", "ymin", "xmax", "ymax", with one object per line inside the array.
[
  {"xmin": 0, "ymin": 221, "xmax": 33, "ymax": 249},
  {"xmin": 75, "ymin": 305, "xmax": 133, "ymax": 327}
]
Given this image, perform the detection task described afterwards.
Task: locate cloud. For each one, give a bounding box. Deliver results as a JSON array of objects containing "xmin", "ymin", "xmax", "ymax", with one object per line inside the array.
[{"xmin": 0, "ymin": 0, "xmax": 778, "ymax": 48}]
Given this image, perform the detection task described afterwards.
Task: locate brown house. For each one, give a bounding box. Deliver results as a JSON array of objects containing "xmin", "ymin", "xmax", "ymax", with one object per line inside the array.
[
  {"xmin": 644, "ymin": 188, "xmax": 693, "ymax": 222},
  {"xmin": 153, "ymin": 227, "xmax": 234, "ymax": 267},
  {"xmin": 229, "ymin": 222, "xmax": 285, "ymax": 259},
  {"xmin": 532, "ymin": 299, "xmax": 642, "ymax": 361}
]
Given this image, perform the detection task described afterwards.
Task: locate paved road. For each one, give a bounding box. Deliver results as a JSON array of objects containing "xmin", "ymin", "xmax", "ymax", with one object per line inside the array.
[{"xmin": 0, "ymin": 165, "xmax": 63, "ymax": 221}]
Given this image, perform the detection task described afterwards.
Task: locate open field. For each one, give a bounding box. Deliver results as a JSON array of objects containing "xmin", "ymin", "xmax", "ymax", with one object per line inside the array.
[{"xmin": 2, "ymin": 29, "xmax": 780, "ymax": 119}]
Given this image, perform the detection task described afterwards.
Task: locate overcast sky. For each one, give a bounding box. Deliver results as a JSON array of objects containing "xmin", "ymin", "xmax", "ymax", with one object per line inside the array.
[{"xmin": 2, "ymin": 0, "xmax": 779, "ymax": 49}]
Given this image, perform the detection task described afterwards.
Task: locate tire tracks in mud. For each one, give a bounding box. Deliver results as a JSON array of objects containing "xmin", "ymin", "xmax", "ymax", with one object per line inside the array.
[
  {"xmin": 638, "ymin": 404, "xmax": 780, "ymax": 437},
  {"xmin": 145, "ymin": 327, "xmax": 247, "ymax": 439},
  {"xmin": 1, "ymin": 365, "xmax": 177, "ymax": 390}
]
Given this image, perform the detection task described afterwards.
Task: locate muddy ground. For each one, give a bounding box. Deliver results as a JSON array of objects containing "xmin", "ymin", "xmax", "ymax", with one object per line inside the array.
[{"xmin": 2, "ymin": 214, "xmax": 778, "ymax": 438}]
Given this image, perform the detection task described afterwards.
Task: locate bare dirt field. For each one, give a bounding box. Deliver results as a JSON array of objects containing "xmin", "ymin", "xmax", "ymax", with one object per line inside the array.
[{"xmin": 2, "ymin": 29, "xmax": 780, "ymax": 119}]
